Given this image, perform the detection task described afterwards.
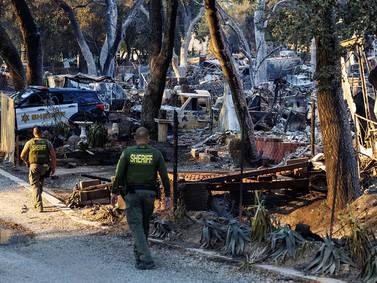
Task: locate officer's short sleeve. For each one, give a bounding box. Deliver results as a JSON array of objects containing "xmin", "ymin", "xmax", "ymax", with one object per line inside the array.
[
  {"xmin": 23, "ymin": 140, "xmax": 31, "ymax": 151},
  {"xmin": 20, "ymin": 140, "xmax": 31, "ymax": 161}
]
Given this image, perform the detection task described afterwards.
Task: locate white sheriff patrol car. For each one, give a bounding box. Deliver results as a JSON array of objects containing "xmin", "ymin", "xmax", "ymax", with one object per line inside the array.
[{"xmin": 10, "ymin": 86, "xmax": 106, "ymax": 130}]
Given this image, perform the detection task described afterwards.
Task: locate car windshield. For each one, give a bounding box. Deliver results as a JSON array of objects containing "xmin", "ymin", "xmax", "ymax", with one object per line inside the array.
[{"xmin": 11, "ymin": 89, "xmax": 35, "ymax": 106}]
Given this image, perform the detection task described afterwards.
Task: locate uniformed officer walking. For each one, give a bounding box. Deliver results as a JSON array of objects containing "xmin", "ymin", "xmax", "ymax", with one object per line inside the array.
[
  {"xmin": 21, "ymin": 127, "xmax": 56, "ymax": 212},
  {"xmin": 112, "ymin": 127, "xmax": 171, "ymax": 270}
]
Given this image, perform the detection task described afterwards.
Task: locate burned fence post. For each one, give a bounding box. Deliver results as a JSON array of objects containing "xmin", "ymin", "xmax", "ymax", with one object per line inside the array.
[
  {"xmin": 239, "ymin": 107, "xmax": 246, "ymax": 220},
  {"xmin": 311, "ymin": 95, "xmax": 316, "ymax": 156},
  {"xmin": 173, "ymin": 109, "xmax": 179, "ymax": 209},
  {"xmin": 209, "ymin": 92, "xmax": 214, "ymax": 134}
]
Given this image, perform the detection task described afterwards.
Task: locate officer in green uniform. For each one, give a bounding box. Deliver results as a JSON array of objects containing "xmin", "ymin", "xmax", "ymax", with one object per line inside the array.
[
  {"xmin": 21, "ymin": 127, "xmax": 56, "ymax": 212},
  {"xmin": 112, "ymin": 127, "xmax": 171, "ymax": 270}
]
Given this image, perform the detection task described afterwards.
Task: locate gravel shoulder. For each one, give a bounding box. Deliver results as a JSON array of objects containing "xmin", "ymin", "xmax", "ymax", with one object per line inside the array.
[{"xmin": 0, "ymin": 169, "xmax": 293, "ymax": 283}]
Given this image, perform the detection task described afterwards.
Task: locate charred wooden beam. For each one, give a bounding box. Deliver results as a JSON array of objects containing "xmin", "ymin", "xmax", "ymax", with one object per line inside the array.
[
  {"xmin": 208, "ymin": 178, "xmax": 309, "ymax": 192},
  {"xmin": 81, "ymin": 174, "xmax": 111, "ymax": 182},
  {"xmin": 202, "ymin": 161, "xmax": 310, "ymax": 183}
]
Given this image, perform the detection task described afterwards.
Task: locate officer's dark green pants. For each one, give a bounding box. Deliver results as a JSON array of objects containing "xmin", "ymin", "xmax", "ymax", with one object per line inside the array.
[
  {"xmin": 28, "ymin": 164, "xmax": 47, "ymax": 209},
  {"xmin": 125, "ymin": 190, "xmax": 156, "ymax": 263}
]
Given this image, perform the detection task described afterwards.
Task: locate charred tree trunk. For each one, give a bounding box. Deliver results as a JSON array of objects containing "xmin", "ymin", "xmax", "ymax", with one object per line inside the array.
[
  {"xmin": 316, "ymin": 4, "xmax": 360, "ymax": 209},
  {"xmin": 11, "ymin": 0, "xmax": 43, "ymax": 86},
  {"xmin": 56, "ymin": 0, "xmax": 97, "ymax": 75},
  {"xmin": 141, "ymin": 0, "xmax": 178, "ymax": 137},
  {"xmin": 0, "ymin": 25, "xmax": 26, "ymax": 90},
  {"xmin": 205, "ymin": 0, "xmax": 258, "ymax": 161}
]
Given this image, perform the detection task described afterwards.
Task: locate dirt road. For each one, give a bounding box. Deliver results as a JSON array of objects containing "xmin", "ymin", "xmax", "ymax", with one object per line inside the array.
[{"xmin": 0, "ymin": 168, "xmax": 292, "ymax": 283}]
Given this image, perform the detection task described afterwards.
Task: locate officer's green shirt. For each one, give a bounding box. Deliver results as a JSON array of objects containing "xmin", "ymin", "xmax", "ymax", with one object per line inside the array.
[{"xmin": 112, "ymin": 144, "xmax": 171, "ymax": 197}]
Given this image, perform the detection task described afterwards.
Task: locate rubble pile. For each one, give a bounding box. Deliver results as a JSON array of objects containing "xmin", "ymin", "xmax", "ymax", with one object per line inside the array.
[
  {"xmin": 169, "ymin": 77, "xmax": 320, "ymax": 168},
  {"xmin": 21, "ymin": 51, "xmax": 323, "ymax": 172},
  {"xmin": 189, "ymin": 131, "xmax": 237, "ymax": 167}
]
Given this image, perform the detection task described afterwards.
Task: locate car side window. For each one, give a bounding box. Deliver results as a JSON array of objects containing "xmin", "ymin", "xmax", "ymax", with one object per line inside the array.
[
  {"xmin": 21, "ymin": 92, "xmax": 48, "ymax": 108},
  {"xmin": 49, "ymin": 93, "xmax": 64, "ymax": 105},
  {"xmin": 50, "ymin": 92, "xmax": 70, "ymax": 105},
  {"xmin": 60, "ymin": 92, "xmax": 75, "ymax": 104}
]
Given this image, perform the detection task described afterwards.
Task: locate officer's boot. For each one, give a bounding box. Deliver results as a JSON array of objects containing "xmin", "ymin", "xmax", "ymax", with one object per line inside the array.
[
  {"xmin": 136, "ymin": 261, "xmax": 156, "ymax": 270},
  {"xmin": 134, "ymin": 247, "xmax": 141, "ymax": 266}
]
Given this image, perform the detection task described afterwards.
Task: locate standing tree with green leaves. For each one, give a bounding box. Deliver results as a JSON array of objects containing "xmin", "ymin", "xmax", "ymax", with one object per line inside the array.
[
  {"xmin": 315, "ymin": 1, "xmax": 360, "ymax": 209},
  {"xmin": 269, "ymin": 0, "xmax": 361, "ymax": 209},
  {"xmin": 341, "ymin": 0, "xmax": 377, "ymax": 38}
]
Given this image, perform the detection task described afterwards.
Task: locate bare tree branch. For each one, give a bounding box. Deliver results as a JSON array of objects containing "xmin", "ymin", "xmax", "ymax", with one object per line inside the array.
[
  {"xmin": 55, "ymin": 0, "xmax": 97, "ymax": 75},
  {"xmin": 216, "ymin": 3, "xmax": 255, "ymax": 87},
  {"xmin": 102, "ymin": 0, "xmax": 144, "ymax": 75}
]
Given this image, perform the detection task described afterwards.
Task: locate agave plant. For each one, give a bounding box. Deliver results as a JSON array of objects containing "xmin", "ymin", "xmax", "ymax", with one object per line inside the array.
[
  {"xmin": 151, "ymin": 218, "xmax": 172, "ymax": 239},
  {"xmin": 169, "ymin": 198, "xmax": 192, "ymax": 223},
  {"xmin": 340, "ymin": 211, "xmax": 372, "ymax": 267},
  {"xmin": 224, "ymin": 219, "xmax": 251, "ymax": 256},
  {"xmin": 361, "ymin": 252, "xmax": 377, "ymax": 283},
  {"xmin": 246, "ymin": 242, "xmax": 270, "ymax": 264},
  {"xmin": 200, "ymin": 219, "xmax": 227, "ymax": 249},
  {"xmin": 88, "ymin": 122, "xmax": 107, "ymax": 147},
  {"xmin": 269, "ymin": 225, "xmax": 306, "ymax": 262},
  {"xmin": 305, "ymin": 237, "xmax": 353, "ymax": 275},
  {"xmin": 250, "ymin": 193, "xmax": 273, "ymax": 243},
  {"xmin": 239, "ymin": 243, "xmax": 270, "ymax": 270}
]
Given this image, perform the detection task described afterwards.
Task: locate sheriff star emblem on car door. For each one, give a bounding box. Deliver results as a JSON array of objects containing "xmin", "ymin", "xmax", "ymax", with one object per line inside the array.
[{"xmin": 21, "ymin": 113, "xmax": 30, "ymax": 123}]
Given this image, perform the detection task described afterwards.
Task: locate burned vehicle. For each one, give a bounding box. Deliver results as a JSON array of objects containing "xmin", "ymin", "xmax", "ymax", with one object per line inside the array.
[{"xmin": 132, "ymin": 90, "xmax": 212, "ymax": 129}]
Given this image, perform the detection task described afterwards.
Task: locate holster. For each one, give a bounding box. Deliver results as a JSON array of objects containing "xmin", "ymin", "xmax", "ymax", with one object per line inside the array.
[{"xmin": 123, "ymin": 183, "xmax": 160, "ymax": 198}]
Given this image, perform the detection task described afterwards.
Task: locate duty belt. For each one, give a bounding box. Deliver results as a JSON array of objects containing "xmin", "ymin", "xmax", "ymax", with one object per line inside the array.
[
  {"xmin": 127, "ymin": 185, "xmax": 156, "ymax": 192},
  {"xmin": 121, "ymin": 184, "xmax": 160, "ymax": 199}
]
